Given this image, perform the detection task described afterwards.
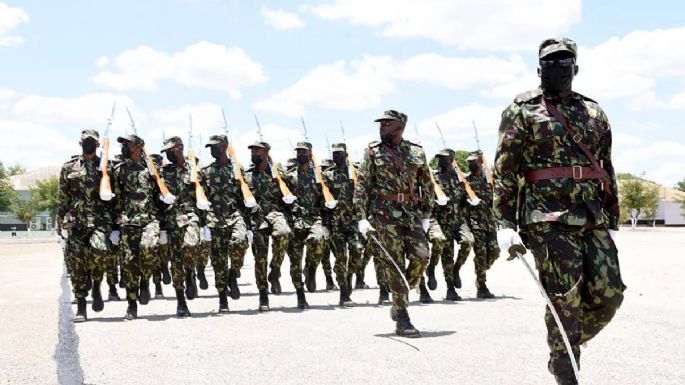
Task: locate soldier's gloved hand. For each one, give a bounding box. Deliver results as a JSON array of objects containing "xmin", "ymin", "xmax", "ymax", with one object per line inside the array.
[
  {"xmin": 159, "ymin": 230, "xmax": 168, "ymax": 245},
  {"xmin": 496, "ymin": 228, "xmax": 526, "ymax": 261},
  {"xmin": 244, "ymin": 197, "xmax": 257, "ymax": 208},
  {"xmin": 110, "ymin": 230, "xmax": 121, "ymax": 245},
  {"xmin": 60, "ymin": 228, "xmax": 69, "ymax": 240},
  {"xmin": 608, "ymin": 229, "xmax": 618, "ymax": 244},
  {"xmin": 436, "ymin": 196, "xmax": 449, "ymax": 206},
  {"xmin": 202, "ymin": 226, "xmax": 212, "ymax": 241},
  {"xmin": 325, "ymin": 199, "xmax": 338, "ymax": 209},
  {"xmin": 282, "ymin": 195, "xmax": 297, "ymax": 205},
  {"xmin": 467, "ymin": 197, "xmax": 481, "ymax": 206},
  {"xmin": 247, "ymin": 230, "xmax": 254, "ymax": 244},
  {"xmin": 160, "ymin": 193, "xmax": 176, "ymax": 205},
  {"xmin": 196, "ymin": 200, "xmax": 210, "ymax": 211},
  {"xmin": 58, "ymin": 236, "xmax": 66, "ymax": 249},
  {"xmin": 358, "ymin": 219, "xmax": 376, "ymax": 238},
  {"xmin": 421, "ymin": 218, "xmax": 431, "ymax": 233},
  {"xmin": 99, "ymin": 191, "xmax": 115, "ymax": 201}
]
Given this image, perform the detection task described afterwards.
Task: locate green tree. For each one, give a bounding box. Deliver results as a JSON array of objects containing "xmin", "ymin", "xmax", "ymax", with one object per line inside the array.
[
  {"xmin": 676, "ymin": 178, "xmax": 685, "ymax": 216},
  {"xmin": 29, "ymin": 177, "xmax": 59, "ymax": 219},
  {"xmin": 0, "ymin": 161, "xmax": 17, "ymax": 212},
  {"xmin": 7, "ymin": 164, "xmax": 26, "ymax": 176},
  {"xmin": 454, "ymin": 150, "xmax": 469, "ymax": 171},
  {"xmin": 11, "ymin": 199, "xmax": 37, "ymax": 234},
  {"xmin": 618, "ymin": 174, "xmax": 660, "ymax": 228}
]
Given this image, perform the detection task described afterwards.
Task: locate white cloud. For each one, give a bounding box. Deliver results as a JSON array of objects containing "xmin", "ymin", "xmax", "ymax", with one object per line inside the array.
[
  {"xmin": 11, "ymin": 93, "xmax": 135, "ymax": 127},
  {"xmin": 261, "ymin": 7, "xmax": 305, "ymax": 30},
  {"xmin": 93, "ymin": 41, "xmax": 267, "ymax": 96},
  {"xmin": 310, "ymin": 0, "xmax": 581, "ymax": 51},
  {"xmin": 0, "ymin": 3, "xmax": 28, "ymax": 46},
  {"xmin": 613, "ymin": 140, "xmax": 685, "ymax": 187}
]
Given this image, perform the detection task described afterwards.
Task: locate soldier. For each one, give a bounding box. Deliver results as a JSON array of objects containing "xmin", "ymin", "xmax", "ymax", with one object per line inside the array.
[
  {"xmin": 159, "ymin": 136, "xmax": 205, "ymax": 317},
  {"xmin": 244, "ymin": 141, "xmax": 295, "ymax": 311},
  {"xmin": 111, "ymin": 134, "xmax": 165, "ymax": 320},
  {"xmin": 148, "ymin": 153, "xmax": 171, "ymax": 299},
  {"xmin": 323, "ymin": 143, "xmax": 361, "ymax": 307},
  {"xmin": 494, "ymin": 37, "xmax": 624, "ymax": 385},
  {"xmin": 354, "ymin": 109, "xmax": 434, "ymax": 338},
  {"xmin": 57, "ymin": 130, "xmax": 113, "ymax": 322},
  {"xmin": 200, "ymin": 134, "xmax": 250, "ymax": 313}
]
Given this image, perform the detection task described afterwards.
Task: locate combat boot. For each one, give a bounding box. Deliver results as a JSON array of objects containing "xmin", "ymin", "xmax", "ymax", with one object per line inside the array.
[
  {"xmin": 139, "ymin": 278, "xmax": 150, "ymax": 305},
  {"xmin": 477, "ymin": 286, "xmax": 495, "ymax": 299},
  {"xmin": 175, "ymin": 288, "xmax": 191, "ymax": 317},
  {"xmin": 154, "ymin": 281, "xmax": 164, "ymax": 299},
  {"xmin": 296, "ymin": 287, "xmax": 310, "ymax": 309},
  {"xmin": 258, "ymin": 289, "xmax": 270, "ymax": 312},
  {"xmin": 453, "ymin": 265, "xmax": 462, "ymax": 289},
  {"xmin": 124, "ymin": 298, "xmax": 137, "ymax": 320},
  {"xmin": 304, "ymin": 265, "xmax": 317, "ymax": 293},
  {"xmin": 378, "ymin": 284, "xmax": 391, "ymax": 305},
  {"xmin": 228, "ymin": 269, "xmax": 240, "ymax": 300},
  {"xmin": 446, "ymin": 286, "xmax": 462, "ymax": 301},
  {"xmin": 325, "ymin": 274, "xmax": 337, "ymax": 291},
  {"xmin": 268, "ymin": 268, "xmax": 281, "ymax": 295},
  {"xmin": 161, "ymin": 263, "xmax": 171, "ymax": 285},
  {"xmin": 419, "ymin": 280, "xmax": 434, "ymax": 304},
  {"xmin": 91, "ymin": 280, "xmax": 104, "ymax": 312},
  {"xmin": 85, "ymin": 271, "xmax": 93, "ymax": 291},
  {"xmin": 185, "ymin": 271, "xmax": 198, "ymax": 300},
  {"xmin": 554, "ymin": 375, "xmax": 578, "ymax": 385},
  {"xmin": 108, "ymin": 284, "xmax": 121, "ymax": 301},
  {"xmin": 395, "ymin": 309, "xmax": 420, "ymax": 338},
  {"xmin": 218, "ymin": 289, "xmax": 229, "ymax": 314},
  {"xmin": 74, "ymin": 297, "xmax": 87, "ymax": 323},
  {"xmin": 426, "ymin": 265, "xmax": 437, "ymax": 290},
  {"xmin": 339, "ymin": 285, "xmax": 355, "ymax": 308},
  {"xmin": 355, "ymin": 275, "xmax": 370, "ymax": 289},
  {"xmin": 118, "ymin": 267, "xmax": 126, "ymax": 289},
  {"xmin": 197, "ymin": 265, "xmax": 208, "ymax": 290}
]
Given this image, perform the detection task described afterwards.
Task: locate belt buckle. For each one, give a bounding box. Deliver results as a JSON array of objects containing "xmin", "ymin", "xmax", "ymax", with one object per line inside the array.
[
  {"xmin": 397, "ymin": 193, "xmax": 405, "ymax": 202},
  {"xmin": 572, "ymin": 133, "xmax": 582, "ymax": 143},
  {"xmin": 572, "ymin": 165, "xmax": 583, "ymax": 180}
]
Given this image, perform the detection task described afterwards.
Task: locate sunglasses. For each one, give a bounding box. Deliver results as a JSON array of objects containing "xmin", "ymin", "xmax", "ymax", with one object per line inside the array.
[{"xmin": 539, "ymin": 58, "xmax": 575, "ymax": 68}]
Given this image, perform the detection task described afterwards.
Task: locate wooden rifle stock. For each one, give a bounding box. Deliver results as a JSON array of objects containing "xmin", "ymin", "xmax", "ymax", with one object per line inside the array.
[
  {"xmin": 480, "ymin": 153, "xmax": 494, "ymax": 188},
  {"xmin": 311, "ymin": 151, "xmax": 336, "ymax": 204},
  {"xmin": 429, "ymin": 169, "xmax": 448, "ymax": 200},
  {"xmin": 226, "ymin": 146, "xmax": 256, "ymax": 202},
  {"xmin": 187, "ymin": 149, "xmax": 210, "ymax": 208},
  {"xmin": 143, "ymin": 148, "xmax": 173, "ymax": 199},
  {"xmin": 268, "ymin": 155, "xmax": 295, "ymax": 200},
  {"xmin": 454, "ymin": 160, "xmax": 478, "ymax": 201},
  {"xmin": 99, "ymin": 137, "xmax": 112, "ymax": 198}
]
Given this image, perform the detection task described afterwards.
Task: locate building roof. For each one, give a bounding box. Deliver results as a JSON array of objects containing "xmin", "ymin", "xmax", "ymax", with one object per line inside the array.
[{"xmin": 9, "ymin": 166, "xmax": 61, "ymax": 191}]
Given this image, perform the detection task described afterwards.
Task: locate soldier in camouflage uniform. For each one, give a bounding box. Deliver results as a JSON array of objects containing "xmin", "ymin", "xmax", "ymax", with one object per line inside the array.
[
  {"xmin": 159, "ymin": 136, "xmax": 206, "ymax": 317},
  {"xmin": 494, "ymin": 37, "xmax": 624, "ymax": 385},
  {"xmin": 57, "ymin": 130, "xmax": 113, "ymax": 322},
  {"xmin": 323, "ymin": 143, "xmax": 361, "ymax": 307},
  {"xmin": 111, "ymin": 134, "xmax": 164, "ymax": 320},
  {"xmin": 354, "ymin": 110, "xmax": 434, "ymax": 338},
  {"xmin": 147, "ymin": 153, "xmax": 171, "ymax": 300},
  {"xmin": 105, "ymin": 154, "xmax": 126, "ymax": 301},
  {"xmin": 200, "ymin": 134, "xmax": 250, "ymax": 313},
  {"xmin": 244, "ymin": 141, "xmax": 294, "ymax": 311}
]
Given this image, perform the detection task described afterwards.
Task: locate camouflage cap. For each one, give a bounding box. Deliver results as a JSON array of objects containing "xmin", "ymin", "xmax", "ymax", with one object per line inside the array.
[
  {"xmin": 205, "ymin": 134, "xmax": 228, "ymax": 147},
  {"xmin": 331, "ymin": 142, "xmax": 347, "ymax": 153},
  {"xmin": 248, "ymin": 141, "xmax": 271, "ymax": 151},
  {"xmin": 286, "ymin": 158, "xmax": 297, "ymax": 168},
  {"xmin": 374, "ymin": 109, "xmax": 408, "ymax": 124},
  {"xmin": 466, "ymin": 150, "xmax": 482, "ymax": 161},
  {"xmin": 161, "ymin": 136, "xmax": 183, "ymax": 152},
  {"xmin": 294, "ymin": 141, "xmax": 312, "ymax": 151},
  {"xmin": 436, "ymin": 148, "xmax": 455, "ymax": 157},
  {"xmin": 539, "ymin": 37, "xmax": 577, "ymax": 59},
  {"xmin": 321, "ymin": 159, "xmax": 334, "ymax": 168},
  {"xmin": 150, "ymin": 153, "xmax": 163, "ymax": 166},
  {"xmin": 117, "ymin": 134, "xmax": 145, "ymax": 147},
  {"xmin": 80, "ymin": 129, "xmax": 100, "ymax": 141}
]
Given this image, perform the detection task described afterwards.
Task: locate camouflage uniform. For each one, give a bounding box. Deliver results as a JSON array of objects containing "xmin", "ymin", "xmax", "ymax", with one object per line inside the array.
[{"xmin": 494, "ymin": 37, "xmax": 624, "ymax": 384}]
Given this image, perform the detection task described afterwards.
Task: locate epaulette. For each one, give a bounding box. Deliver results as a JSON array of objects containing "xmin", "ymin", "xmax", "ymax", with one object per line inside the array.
[
  {"xmin": 404, "ymin": 139, "xmax": 422, "ymax": 148},
  {"xmin": 573, "ymin": 91, "xmax": 597, "ymax": 104},
  {"xmin": 70, "ymin": 154, "xmax": 80, "ymax": 160},
  {"xmin": 513, "ymin": 89, "xmax": 543, "ymax": 104},
  {"xmin": 368, "ymin": 140, "xmax": 382, "ymax": 148},
  {"xmin": 112, "ymin": 161, "xmax": 126, "ymax": 171}
]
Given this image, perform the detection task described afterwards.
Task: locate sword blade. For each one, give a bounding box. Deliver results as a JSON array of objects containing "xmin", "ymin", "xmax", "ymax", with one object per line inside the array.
[{"xmin": 369, "ymin": 234, "xmax": 410, "ymax": 291}]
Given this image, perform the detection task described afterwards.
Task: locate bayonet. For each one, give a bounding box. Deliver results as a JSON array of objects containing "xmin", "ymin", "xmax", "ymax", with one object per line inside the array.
[{"xmin": 254, "ymin": 115, "xmax": 264, "ymax": 141}]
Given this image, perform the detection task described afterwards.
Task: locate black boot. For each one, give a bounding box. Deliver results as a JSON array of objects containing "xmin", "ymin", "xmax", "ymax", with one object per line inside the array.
[
  {"xmin": 85, "ymin": 271, "xmax": 93, "ymax": 291},
  {"xmin": 185, "ymin": 271, "xmax": 198, "ymax": 300},
  {"xmin": 161, "ymin": 263, "xmax": 171, "ymax": 285},
  {"xmin": 339, "ymin": 285, "xmax": 355, "ymax": 307},
  {"xmin": 176, "ymin": 288, "xmax": 191, "ymax": 317},
  {"xmin": 325, "ymin": 275, "xmax": 337, "ymax": 291},
  {"xmin": 477, "ymin": 286, "xmax": 495, "ymax": 299},
  {"xmin": 154, "ymin": 282, "xmax": 164, "ymax": 299},
  {"xmin": 378, "ymin": 284, "xmax": 391, "ymax": 305},
  {"xmin": 197, "ymin": 266, "xmax": 208, "ymax": 290},
  {"xmin": 304, "ymin": 265, "xmax": 317, "ymax": 293},
  {"xmin": 125, "ymin": 298, "xmax": 137, "ymax": 320},
  {"xmin": 355, "ymin": 275, "xmax": 369, "ymax": 289},
  {"xmin": 426, "ymin": 265, "xmax": 437, "ymax": 290},
  {"xmin": 108, "ymin": 284, "xmax": 121, "ymax": 301},
  {"xmin": 395, "ymin": 308, "xmax": 420, "ymax": 338},
  {"xmin": 118, "ymin": 267, "xmax": 126, "ymax": 288},
  {"xmin": 258, "ymin": 289, "xmax": 270, "ymax": 312},
  {"xmin": 446, "ymin": 286, "xmax": 462, "ymax": 301},
  {"xmin": 296, "ymin": 287, "xmax": 310, "ymax": 309},
  {"xmin": 218, "ymin": 289, "xmax": 229, "ymax": 314},
  {"xmin": 268, "ymin": 267, "xmax": 281, "ymax": 295},
  {"xmin": 91, "ymin": 281, "xmax": 104, "ymax": 312},
  {"xmin": 419, "ymin": 280, "xmax": 434, "ymax": 304},
  {"xmin": 74, "ymin": 297, "xmax": 87, "ymax": 323},
  {"xmin": 453, "ymin": 265, "xmax": 462, "ymax": 289},
  {"xmin": 228, "ymin": 269, "xmax": 240, "ymax": 300},
  {"xmin": 139, "ymin": 278, "xmax": 150, "ymax": 305}
]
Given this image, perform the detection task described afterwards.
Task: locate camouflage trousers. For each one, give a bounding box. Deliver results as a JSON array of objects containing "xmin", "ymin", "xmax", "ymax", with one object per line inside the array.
[
  {"xmin": 427, "ymin": 219, "xmax": 456, "ymax": 286},
  {"xmin": 369, "ymin": 217, "xmax": 429, "ymax": 310},
  {"xmin": 456, "ymin": 227, "xmax": 498, "ymax": 289},
  {"xmin": 357, "ymin": 237, "xmax": 386, "ymax": 285},
  {"xmin": 252, "ymin": 211, "xmax": 291, "ymax": 292},
  {"xmin": 152, "ymin": 243, "xmax": 170, "ymax": 285},
  {"xmin": 329, "ymin": 225, "xmax": 363, "ymax": 289},
  {"xmin": 320, "ymin": 242, "xmax": 333, "ymax": 278},
  {"xmin": 167, "ymin": 222, "xmax": 202, "ymax": 291},
  {"xmin": 65, "ymin": 226, "xmax": 110, "ymax": 298},
  {"xmin": 282, "ymin": 219, "xmax": 328, "ymax": 290},
  {"xmin": 105, "ymin": 244, "xmax": 121, "ymax": 286},
  {"xmin": 524, "ymin": 225, "xmax": 625, "ymax": 382},
  {"xmin": 210, "ymin": 217, "xmax": 249, "ymax": 292},
  {"xmin": 121, "ymin": 222, "xmax": 160, "ymax": 301}
]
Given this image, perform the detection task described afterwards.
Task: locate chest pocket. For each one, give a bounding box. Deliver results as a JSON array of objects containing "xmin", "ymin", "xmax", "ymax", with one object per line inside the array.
[
  {"xmin": 67, "ymin": 168, "xmax": 86, "ymax": 191},
  {"xmin": 374, "ymin": 155, "xmax": 396, "ymax": 173},
  {"xmin": 530, "ymin": 117, "xmax": 567, "ymax": 161}
]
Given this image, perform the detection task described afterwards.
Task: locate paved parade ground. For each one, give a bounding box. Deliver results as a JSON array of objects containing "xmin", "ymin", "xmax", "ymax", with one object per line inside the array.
[{"xmin": 0, "ymin": 228, "xmax": 683, "ymax": 385}]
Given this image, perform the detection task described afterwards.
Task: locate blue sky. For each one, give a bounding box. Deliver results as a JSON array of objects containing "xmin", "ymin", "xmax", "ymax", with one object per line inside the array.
[{"xmin": 1, "ymin": 0, "xmax": 683, "ymax": 187}]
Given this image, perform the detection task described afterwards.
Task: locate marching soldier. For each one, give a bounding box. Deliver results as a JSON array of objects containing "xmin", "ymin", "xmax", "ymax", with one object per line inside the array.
[
  {"xmin": 149, "ymin": 153, "xmax": 170, "ymax": 299},
  {"xmin": 354, "ymin": 109, "xmax": 434, "ymax": 338},
  {"xmin": 57, "ymin": 130, "xmax": 113, "ymax": 322},
  {"xmin": 494, "ymin": 37, "xmax": 624, "ymax": 384}
]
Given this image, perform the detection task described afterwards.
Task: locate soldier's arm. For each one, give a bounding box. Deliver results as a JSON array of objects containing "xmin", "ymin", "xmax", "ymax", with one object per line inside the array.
[
  {"xmin": 596, "ymin": 108, "xmax": 620, "ymax": 230},
  {"xmin": 417, "ymin": 150, "xmax": 434, "ymax": 219},
  {"xmin": 353, "ymin": 148, "xmax": 373, "ymax": 221},
  {"xmin": 493, "ymin": 103, "xmax": 526, "ymax": 230},
  {"xmin": 56, "ymin": 165, "xmax": 70, "ymax": 228}
]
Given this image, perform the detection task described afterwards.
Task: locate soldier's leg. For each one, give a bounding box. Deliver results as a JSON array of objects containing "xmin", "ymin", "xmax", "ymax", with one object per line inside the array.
[
  {"xmin": 455, "ymin": 242, "xmax": 471, "ymax": 271},
  {"xmin": 288, "ymin": 229, "xmax": 306, "ymax": 290},
  {"xmin": 252, "ymin": 229, "xmax": 270, "ymax": 293},
  {"xmin": 403, "ymin": 226, "xmax": 430, "ymax": 293},
  {"xmin": 355, "ymin": 239, "xmax": 372, "ymax": 289},
  {"xmin": 196, "ymin": 240, "xmax": 210, "ymax": 291},
  {"xmin": 580, "ymin": 228, "xmax": 625, "ymax": 344},
  {"xmin": 67, "ymin": 232, "xmax": 89, "ymax": 321},
  {"xmin": 121, "ymin": 226, "xmax": 143, "ymax": 320},
  {"xmin": 485, "ymin": 229, "xmax": 500, "ymax": 270},
  {"xmin": 168, "ymin": 229, "xmax": 187, "ymax": 296},
  {"xmin": 105, "ymin": 244, "xmax": 121, "ymax": 300},
  {"xmin": 373, "ymin": 223, "xmax": 409, "ymax": 309},
  {"xmin": 228, "ymin": 218, "xmax": 249, "ymax": 300},
  {"xmin": 330, "ymin": 231, "xmax": 347, "ymax": 289},
  {"xmin": 269, "ymin": 213, "xmax": 291, "ymax": 294},
  {"xmin": 87, "ymin": 229, "xmax": 109, "ymax": 312},
  {"xmin": 307, "ymin": 222, "xmax": 334, "ymax": 291},
  {"xmin": 210, "ymin": 227, "xmax": 230, "ymax": 296},
  {"xmin": 472, "ymin": 231, "xmax": 493, "ymax": 297},
  {"xmin": 181, "ymin": 223, "xmax": 201, "ymax": 299},
  {"xmin": 346, "ymin": 231, "xmax": 362, "ymax": 290},
  {"xmin": 426, "ymin": 220, "xmax": 445, "ymax": 291}
]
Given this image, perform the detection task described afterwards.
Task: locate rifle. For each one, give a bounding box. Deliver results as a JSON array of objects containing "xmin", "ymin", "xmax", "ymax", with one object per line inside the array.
[
  {"xmin": 125, "ymin": 107, "xmax": 175, "ymax": 204},
  {"xmin": 435, "ymin": 121, "xmax": 479, "ymax": 202},
  {"xmin": 339, "ymin": 121, "xmax": 357, "ymax": 184},
  {"xmin": 301, "ymin": 118, "xmax": 337, "ymax": 206},
  {"xmin": 99, "ymin": 102, "xmax": 116, "ymax": 201},
  {"xmin": 472, "ymin": 120, "xmax": 494, "ymax": 188},
  {"xmin": 187, "ymin": 114, "xmax": 210, "ymax": 210},
  {"xmin": 222, "ymin": 108, "xmax": 256, "ymax": 207},
  {"xmin": 254, "ymin": 115, "xmax": 295, "ymax": 201}
]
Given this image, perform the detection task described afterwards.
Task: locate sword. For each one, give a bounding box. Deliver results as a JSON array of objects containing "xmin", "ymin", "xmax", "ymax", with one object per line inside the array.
[{"xmin": 367, "ymin": 233, "xmax": 410, "ymax": 291}]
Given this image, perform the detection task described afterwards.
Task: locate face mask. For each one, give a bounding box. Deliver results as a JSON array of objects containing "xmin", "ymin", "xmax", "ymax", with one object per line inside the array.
[
  {"xmin": 468, "ymin": 163, "xmax": 480, "ymax": 173},
  {"xmin": 297, "ymin": 155, "xmax": 310, "ymax": 165},
  {"xmin": 539, "ymin": 59, "xmax": 575, "ymax": 96},
  {"xmin": 333, "ymin": 154, "xmax": 346, "ymax": 167},
  {"xmin": 121, "ymin": 144, "xmax": 132, "ymax": 158},
  {"xmin": 210, "ymin": 146, "xmax": 223, "ymax": 159},
  {"xmin": 166, "ymin": 152, "xmax": 178, "ymax": 164},
  {"xmin": 81, "ymin": 140, "xmax": 97, "ymax": 155},
  {"xmin": 438, "ymin": 158, "xmax": 451, "ymax": 169},
  {"xmin": 251, "ymin": 155, "xmax": 263, "ymax": 165},
  {"xmin": 380, "ymin": 132, "xmax": 395, "ymax": 144}
]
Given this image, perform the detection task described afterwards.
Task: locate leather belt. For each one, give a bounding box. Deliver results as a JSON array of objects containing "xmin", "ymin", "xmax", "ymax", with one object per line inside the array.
[
  {"xmin": 525, "ymin": 166, "xmax": 607, "ymax": 183},
  {"xmin": 376, "ymin": 192, "xmax": 417, "ymax": 203}
]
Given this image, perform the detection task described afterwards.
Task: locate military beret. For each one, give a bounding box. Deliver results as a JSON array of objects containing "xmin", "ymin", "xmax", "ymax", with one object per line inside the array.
[
  {"xmin": 248, "ymin": 141, "xmax": 271, "ymax": 151},
  {"xmin": 436, "ymin": 148, "xmax": 455, "ymax": 157},
  {"xmin": 294, "ymin": 141, "xmax": 312, "ymax": 151},
  {"xmin": 117, "ymin": 134, "xmax": 145, "ymax": 147},
  {"xmin": 374, "ymin": 109, "xmax": 408, "ymax": 124},
  {"xmin": 205, "ymin": 134, "xmax": 228, "ymax": 147},
  {"xmin": 331, "ymin": 142, "xmax": 347, "ymax": 153},
  {"xmin": 539, "ymin": 37, "xmax": 577, "ymax": 59},
  {"xmin": 80, "ymin": 130, "xmax": 100, "ymax": 141},
  {"xmin": 161, "ymin": 136, "xmax": 183, "ymax": 152}
]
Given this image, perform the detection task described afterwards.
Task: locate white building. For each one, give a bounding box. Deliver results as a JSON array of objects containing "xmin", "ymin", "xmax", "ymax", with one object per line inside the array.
[{"xmin": 0, "ymin": 166, "xmax": 61, "ymax": 231}]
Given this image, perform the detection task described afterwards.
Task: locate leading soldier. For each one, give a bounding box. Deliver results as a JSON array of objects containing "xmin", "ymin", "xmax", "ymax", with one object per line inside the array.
[{"xmin": 494, "ymin": 37, "xmax": 624, "ymax": 385}]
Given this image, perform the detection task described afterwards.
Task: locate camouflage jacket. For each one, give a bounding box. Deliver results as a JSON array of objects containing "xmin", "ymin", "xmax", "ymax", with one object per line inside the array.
[
  {"xmin": 494, "ymin": 88, "xmax": 619, "ymax": 231},
  {"xmin": 461, "ymin": 171, "xmax": 495, "ymax": 232},
  {"xmin": 322, "ymin": 163, "xmax": 357, "ymax": 228},
  {"xmin": 159, "ymin": 160, "xmax": 200, "ymax": 230},
  {"xmin": 243, "ymin": 163, "xmax": 288, "ymax": 219},
  {"xmin": 432, "ymin": 167, "xmax": 466, "ymax": 230},
  {"xmin": 199, "ymin": 160, "xmax": 249, "ymax": 229},
  {"xmin": 111, "ymin": 158, "xmax": 161, "ymax": 227},
  {"xmin": 57, "ymin": 155, "xmax": 112, "ymax": 230},
  {"xmin": 354, "ymin": 139, "xmax": 434, "ymax": 226},
  {"xmin": 284, "ymin": 165, "xmax": 324, "ymax": 229}
]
